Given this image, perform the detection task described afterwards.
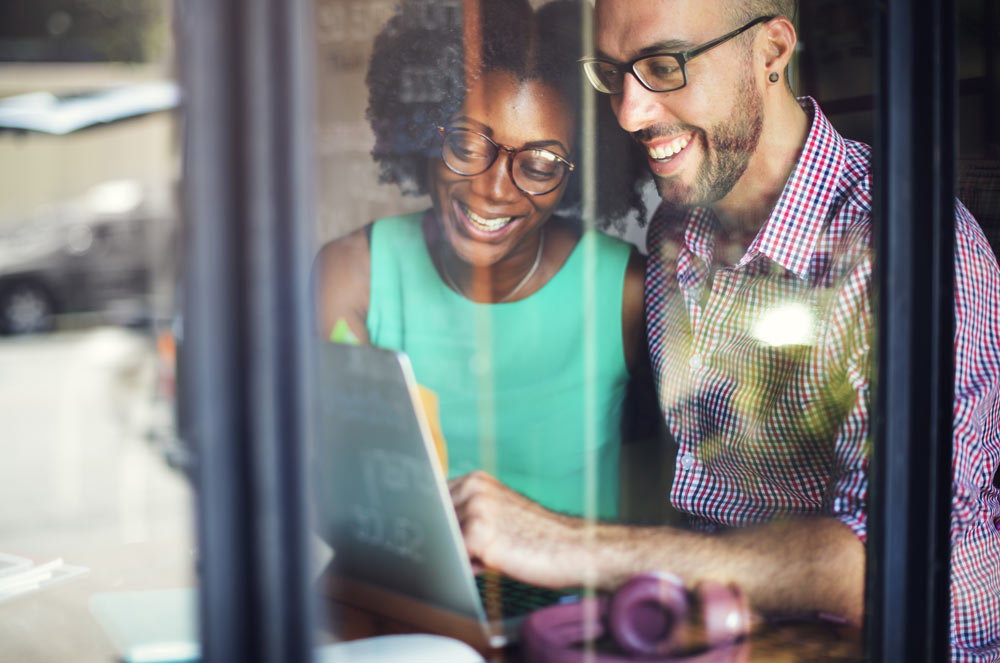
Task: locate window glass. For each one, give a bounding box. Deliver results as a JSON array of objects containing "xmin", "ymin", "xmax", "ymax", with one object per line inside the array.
[
  {"xmin": 0, "ymin": 3, "xmax": 194, "ymax": 662},
  {"xmin": 309, "ymin": 0, "xmax": 871, "ymax": 659},
  {"xmin": 307, "ymin": 1, "xmax": 997, "ymax": 661}
]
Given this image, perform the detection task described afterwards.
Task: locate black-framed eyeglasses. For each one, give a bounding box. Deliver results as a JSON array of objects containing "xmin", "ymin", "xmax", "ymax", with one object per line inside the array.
[
  {"xmin": 436, "ymin": 126, "xmax": 575, "ymax": 196},
  {"xmin": 580, "ymin": 15, "xmax": 775, "ymax": 95}
]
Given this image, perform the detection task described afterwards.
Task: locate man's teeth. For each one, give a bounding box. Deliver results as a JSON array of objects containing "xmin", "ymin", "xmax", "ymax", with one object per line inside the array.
[
  {"xmin": 648, "ymin": 134, "xmax": 692, "ymax": 161},
  {"xmin": 462, "ymin": 205, "xmax": 513, "ymax": 231}
]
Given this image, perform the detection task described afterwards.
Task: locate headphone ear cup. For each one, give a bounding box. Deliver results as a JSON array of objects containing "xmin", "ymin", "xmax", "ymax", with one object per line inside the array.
[
  {"xmin": 607, "ymin": 571, "xmax": 690, "ymax": 657},
  {"xmin": 695, "ymin": 580, "xmax": 751, "ymax": 647}
]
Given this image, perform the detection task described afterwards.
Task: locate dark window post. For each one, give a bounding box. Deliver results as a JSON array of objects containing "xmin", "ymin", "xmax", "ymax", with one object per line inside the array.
[
  {"xmin": 176, "ymin": 0, "xmax": 316, "ymax": 659},
  {"xmin": 869, "ymin": 1, "xmax": 956, "ymax": 662}
]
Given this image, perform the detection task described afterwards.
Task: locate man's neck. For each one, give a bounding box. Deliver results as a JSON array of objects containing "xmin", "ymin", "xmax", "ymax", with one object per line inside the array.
[{"xmin": 710, "ymin": 95, "xmax": 810, "ymax": 237}]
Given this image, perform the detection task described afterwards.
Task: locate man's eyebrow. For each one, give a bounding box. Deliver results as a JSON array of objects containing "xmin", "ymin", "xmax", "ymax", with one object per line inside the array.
[
  {"xmin": 595, "ymin": 39, "xmax": 694, "ymax": 62},
  {"xmin": 638, "ymin": 39, "xmax": 694, "ymax": 55}
]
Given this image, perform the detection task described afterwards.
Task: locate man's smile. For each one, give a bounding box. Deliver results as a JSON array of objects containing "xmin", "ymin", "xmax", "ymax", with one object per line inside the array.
[{"xmin": 646, "ymin": 133, "xmax": 694, "ymax": 161}]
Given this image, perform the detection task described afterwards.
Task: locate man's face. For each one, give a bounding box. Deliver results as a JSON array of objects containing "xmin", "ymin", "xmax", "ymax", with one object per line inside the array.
[{"xmin": 595, "ymin": 0, "xmax": 764, "ymax": 209}]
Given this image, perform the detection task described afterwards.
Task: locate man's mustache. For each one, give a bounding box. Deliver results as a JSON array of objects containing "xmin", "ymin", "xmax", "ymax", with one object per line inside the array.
[{"xmin": 632, "ymin": 124, "xmax": 700, "ymax": 144}]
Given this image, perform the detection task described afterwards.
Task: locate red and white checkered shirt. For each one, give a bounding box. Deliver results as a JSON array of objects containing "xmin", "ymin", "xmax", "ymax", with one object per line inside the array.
[{"xmin": 644, "ymin": 97, "xmax": 1000, "ymax": 660}]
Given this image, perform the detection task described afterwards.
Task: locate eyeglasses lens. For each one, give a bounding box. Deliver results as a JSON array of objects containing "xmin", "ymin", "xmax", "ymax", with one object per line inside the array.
[
  {"xmin": 512, "ymin": 151, "xmax": 564, "ymax": 194},
  {"xmin": 442, "ymin": 131, "xmax": 494, "ymax": 175},
  {"xmin": 582, "ymin": 61, "xmax": 622, "ymax": 94},
  {"xmin": 441, "ymin": 130, "xmax": 566, "ymax": 195},
  {"xmin": 583, "ymin": 55, "xmax": 685, "ymax": 94},
  {"xmin": 634, "ymin": 55, "xmax": 685, "ymax": 92}
]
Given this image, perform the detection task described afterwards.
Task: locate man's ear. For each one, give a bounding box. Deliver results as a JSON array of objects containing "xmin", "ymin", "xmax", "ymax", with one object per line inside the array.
[{"xmin": 758, "ymin": 16, "xmax": 797, "ymax": 76}]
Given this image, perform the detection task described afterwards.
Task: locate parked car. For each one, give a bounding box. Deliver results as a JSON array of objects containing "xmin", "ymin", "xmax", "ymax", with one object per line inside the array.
[
  {"xmin": 0, "ymin": 81, "xmax": 179, "ymax": 334},
  {"xmin": 0, "ymin": 179, "xmax": 176, "ymax": 333}
]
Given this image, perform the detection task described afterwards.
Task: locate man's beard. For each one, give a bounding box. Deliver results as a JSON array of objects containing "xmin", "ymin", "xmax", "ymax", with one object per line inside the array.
[{"xmin": 644, "ymin": 72, "xmax": 763, "ymax": 209}]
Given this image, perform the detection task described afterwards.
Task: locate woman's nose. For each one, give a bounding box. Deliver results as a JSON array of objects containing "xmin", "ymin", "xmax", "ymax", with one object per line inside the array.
[{"xmin": 470, "ymin": 151, "xmax": 522, "ymax": 202}]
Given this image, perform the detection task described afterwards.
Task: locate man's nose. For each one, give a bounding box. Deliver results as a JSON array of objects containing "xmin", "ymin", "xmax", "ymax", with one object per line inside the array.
[
  {"xmin": 470, "ymin": 152, "xmax": 521, "ymax": 202},
  {"xmin": 611, "ymin": 72, "xmax": 665, "ymax": 134}
]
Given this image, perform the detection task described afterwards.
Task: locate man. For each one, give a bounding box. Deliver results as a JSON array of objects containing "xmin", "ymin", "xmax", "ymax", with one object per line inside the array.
[{"xmin": 449, "ymin": 0, "xmax": 1000, "ymax": 658}]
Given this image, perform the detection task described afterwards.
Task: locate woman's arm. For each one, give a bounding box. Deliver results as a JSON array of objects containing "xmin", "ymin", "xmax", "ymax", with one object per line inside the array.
[{"xmin": 312, "ymin": 226, "xmax": 372, "ymax": 344}]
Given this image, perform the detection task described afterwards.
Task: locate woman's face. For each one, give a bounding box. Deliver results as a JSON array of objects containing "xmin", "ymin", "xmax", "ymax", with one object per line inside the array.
[{"xmin": 428, "ymin": 71, "xmax": 576, "ymax": 269}]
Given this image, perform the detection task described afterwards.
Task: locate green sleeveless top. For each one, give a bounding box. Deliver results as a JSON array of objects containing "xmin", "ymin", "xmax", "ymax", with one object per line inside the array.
[{"xmin": 367, "ymin": 212, "xmax": 631, "ymax": 518}]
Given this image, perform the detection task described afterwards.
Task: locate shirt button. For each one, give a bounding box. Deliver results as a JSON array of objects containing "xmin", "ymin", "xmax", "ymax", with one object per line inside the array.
[
  {"xmin": 689, "ymin": 354, "xmax": 703, "ymax": 370},
  {"xmin": 680, "ymin": 453, "xmax": 695, "ymax": 470}
]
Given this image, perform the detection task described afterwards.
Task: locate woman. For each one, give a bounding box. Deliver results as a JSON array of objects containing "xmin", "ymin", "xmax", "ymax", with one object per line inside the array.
[{"xmin": 315, "ymin": 0, "xmax": 647, "ymax": 519}]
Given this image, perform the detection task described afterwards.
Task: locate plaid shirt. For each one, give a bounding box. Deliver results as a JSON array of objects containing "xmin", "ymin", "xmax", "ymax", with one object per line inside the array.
[{"xmin": 644, "ymin": 97, "xmax": 1000, "ymax": 660}]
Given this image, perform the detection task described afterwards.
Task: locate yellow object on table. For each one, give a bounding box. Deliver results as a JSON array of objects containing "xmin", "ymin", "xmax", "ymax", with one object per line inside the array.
[{"xmin": 416, "ymin": 384, "xmax": 448, "ymax": 476}]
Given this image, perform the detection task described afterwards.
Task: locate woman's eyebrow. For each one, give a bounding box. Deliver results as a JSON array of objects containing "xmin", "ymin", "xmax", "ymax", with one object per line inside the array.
[
  {"xmin": 448, "ymin": 117, "xmax": 570, "ymax": 155},
  {"xmin": 524, "ymin": 139, "xmax": 570, "ymax": 155},
  {"xmin": 448, "ymin": 115, "xmax": 489, "ymax": 132}
]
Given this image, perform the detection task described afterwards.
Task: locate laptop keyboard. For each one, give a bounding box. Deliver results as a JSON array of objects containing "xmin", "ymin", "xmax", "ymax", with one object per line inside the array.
[{"xmin": 475, "ymin": 571, "xmax": 578, "ymax": 619}]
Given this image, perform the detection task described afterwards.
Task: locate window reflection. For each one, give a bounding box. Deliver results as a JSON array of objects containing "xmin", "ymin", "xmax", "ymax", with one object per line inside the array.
[
  {"xmin": 311, "ymin": 0, "xmax": 995, "ymax": 661},
  {"xmin": 0, "ymin": 2, "xmax": 193, "ymax": 661}
]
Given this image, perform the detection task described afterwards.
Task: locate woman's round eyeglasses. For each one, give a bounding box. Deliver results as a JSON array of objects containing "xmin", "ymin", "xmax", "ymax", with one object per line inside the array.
[{"xmin": 437, "ymin": 126, "xmax": 574, "ymax": 196}]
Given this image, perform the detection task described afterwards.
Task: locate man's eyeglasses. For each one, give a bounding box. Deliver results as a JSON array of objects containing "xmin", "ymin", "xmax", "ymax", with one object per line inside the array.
[
  {"xmin": 580, "ymin": 15, "xmax": 775, "ymax": 95},
  {"xmin": 437, "ymin": 126, "xmax": 575, "ymax": 196}
]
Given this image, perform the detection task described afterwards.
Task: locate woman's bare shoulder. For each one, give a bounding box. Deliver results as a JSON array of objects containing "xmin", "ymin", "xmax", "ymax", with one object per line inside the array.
[{"xmin": 314, "ymin": 226, "xmax": 372, "ymax": 342}]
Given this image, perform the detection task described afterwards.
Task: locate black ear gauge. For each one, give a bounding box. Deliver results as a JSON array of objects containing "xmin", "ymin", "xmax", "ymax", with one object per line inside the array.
[{"xmin": 768, "ymin": 71, "xmax": 780, "ymax": 83}]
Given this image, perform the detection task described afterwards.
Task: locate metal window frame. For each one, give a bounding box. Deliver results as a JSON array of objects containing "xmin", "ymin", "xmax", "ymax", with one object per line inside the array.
[
  {"xmin": 176, "ymin": 0, "xmax": 317, "ymax": 660},
  {"xmin": 868, "ymin": 1, "xmax": 956, "ymax": 662}
]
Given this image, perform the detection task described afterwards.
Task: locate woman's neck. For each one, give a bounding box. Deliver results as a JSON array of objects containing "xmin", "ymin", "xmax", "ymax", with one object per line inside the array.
[{"xmin": 423, "ymin": 211, "xmax": 548, "ymax": 304}]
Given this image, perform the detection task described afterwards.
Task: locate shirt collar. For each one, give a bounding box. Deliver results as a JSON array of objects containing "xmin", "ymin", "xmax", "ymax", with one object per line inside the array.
[{"xmin": 750, "ymin": 96, "xmax": 846, "ymax": 279}]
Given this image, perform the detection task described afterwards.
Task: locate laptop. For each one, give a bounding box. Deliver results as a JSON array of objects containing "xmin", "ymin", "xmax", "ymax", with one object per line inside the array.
[{"xmin": 312, "ymin": 342, "xmax": 574, "ymax": 649}]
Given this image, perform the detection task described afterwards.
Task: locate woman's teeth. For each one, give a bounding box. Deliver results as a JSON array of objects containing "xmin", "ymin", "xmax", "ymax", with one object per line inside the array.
[
  {"xmin": 648, "ymin": 134, "xmax": 692, "ymax": 161},
  {"xmin": 461, "ymin": 204, "xmax": 513, "ymax": 231}
]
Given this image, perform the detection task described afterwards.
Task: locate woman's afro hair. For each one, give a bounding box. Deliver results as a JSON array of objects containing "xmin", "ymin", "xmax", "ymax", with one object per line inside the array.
[{"xmin": 365, "ymin": 0, "xmax": 647, "ymax": 227}]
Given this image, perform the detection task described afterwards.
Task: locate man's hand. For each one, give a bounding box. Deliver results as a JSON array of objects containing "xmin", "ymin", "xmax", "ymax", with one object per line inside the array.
[
  {"xmin": 448, "ymin": 470, "xmax": 592, "ymax": 588},
  {"xmin": 449, "ymin": 470, "xmax": 865, "ymax": 623}
]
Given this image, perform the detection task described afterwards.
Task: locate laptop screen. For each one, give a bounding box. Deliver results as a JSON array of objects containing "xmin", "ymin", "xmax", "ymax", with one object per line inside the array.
[{"xmin": 312, "ymin": 341, "xmax": 487, "ymax": 623}]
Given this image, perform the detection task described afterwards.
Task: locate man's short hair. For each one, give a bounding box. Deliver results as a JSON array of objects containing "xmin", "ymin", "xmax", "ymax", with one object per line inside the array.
[
  {"xmin": 725, "ymin": 0, "xmax": 797, "ymax": 86},
  {"xmin": 726, "ymin": 0, "xmax": 796, "ymax": 25}
]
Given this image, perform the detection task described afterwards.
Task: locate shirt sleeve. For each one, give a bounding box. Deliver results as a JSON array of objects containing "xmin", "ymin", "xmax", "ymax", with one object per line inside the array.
[{"xmin": 949, "ymin": 203, "xmax": 1000, "ymax": 658}]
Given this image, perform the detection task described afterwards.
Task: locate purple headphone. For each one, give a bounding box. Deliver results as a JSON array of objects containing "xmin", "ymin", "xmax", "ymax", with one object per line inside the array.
[{"xmin": 521, "ymin": 571, "xmax": 751, "ymax": 662}]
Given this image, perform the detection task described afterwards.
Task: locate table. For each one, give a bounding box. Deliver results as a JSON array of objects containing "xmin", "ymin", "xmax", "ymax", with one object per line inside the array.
[
  {"xmin": 0, "ymin": 538, "xmax": 196, "ymax": 663},
  {"xmin": 0, "ymin": 539, "xmax": 864, "ymax": 663}
]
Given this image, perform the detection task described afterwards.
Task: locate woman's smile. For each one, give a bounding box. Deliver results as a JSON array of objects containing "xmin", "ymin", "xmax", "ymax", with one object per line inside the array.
[{"xmin": 454, "ymin": 200, "xmax": 517, "ymax": 233}]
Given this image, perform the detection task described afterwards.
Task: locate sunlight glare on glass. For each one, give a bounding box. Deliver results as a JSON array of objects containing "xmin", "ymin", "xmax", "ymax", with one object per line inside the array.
[
  {"xmin": 752, "ymin": 302, "xmax": 815, "ymax": 347},
  {"xmin": 86, "ymin": 179, "xmax": 143, "ymax": 215}
]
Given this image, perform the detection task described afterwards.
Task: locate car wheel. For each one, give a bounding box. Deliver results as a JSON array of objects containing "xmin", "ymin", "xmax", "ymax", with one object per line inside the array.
[{"xmin": 0, "ymin": 281, "xmax": 56, "ymax": 334}]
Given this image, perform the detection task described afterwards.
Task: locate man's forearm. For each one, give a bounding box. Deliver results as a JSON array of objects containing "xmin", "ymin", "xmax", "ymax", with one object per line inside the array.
[{"xmin": 450, "ymin": 471, "xmax": 865, "ymax": 623}]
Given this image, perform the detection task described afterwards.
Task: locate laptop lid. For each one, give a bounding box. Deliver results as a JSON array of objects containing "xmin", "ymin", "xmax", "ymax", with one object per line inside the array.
[{"xmin": 312, "ymin": 342, "xmax": 497, "ymax": 639}]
